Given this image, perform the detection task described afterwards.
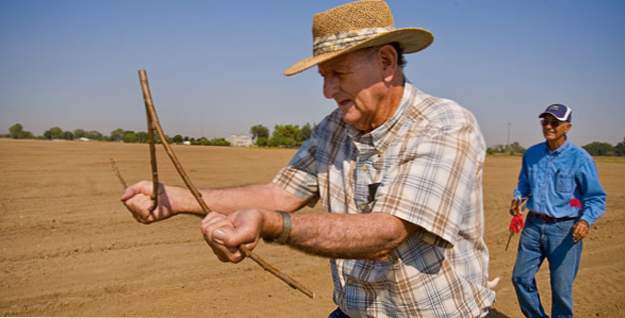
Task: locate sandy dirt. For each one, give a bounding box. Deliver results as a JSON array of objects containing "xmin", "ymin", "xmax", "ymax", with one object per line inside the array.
[{"xmin": 1, "ymin": 139, "xmax": 624, "ymax": 317}]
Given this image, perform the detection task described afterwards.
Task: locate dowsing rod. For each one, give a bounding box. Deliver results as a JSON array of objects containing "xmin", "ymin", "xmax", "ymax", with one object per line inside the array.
[{"xmin": 136, "ymin": 69, "xmax": 314, "ymax": 299}]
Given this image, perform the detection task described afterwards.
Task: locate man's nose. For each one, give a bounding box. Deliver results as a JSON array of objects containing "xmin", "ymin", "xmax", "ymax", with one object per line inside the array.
[{"xmin": 323, "ymin": 75, "xmax": 338, "ymax": 99}]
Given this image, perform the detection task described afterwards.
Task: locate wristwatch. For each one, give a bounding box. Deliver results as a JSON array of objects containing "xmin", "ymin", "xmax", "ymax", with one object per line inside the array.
[{"xmin": 264, "ymin": 211, "xmax": 292, "ymax": 245}]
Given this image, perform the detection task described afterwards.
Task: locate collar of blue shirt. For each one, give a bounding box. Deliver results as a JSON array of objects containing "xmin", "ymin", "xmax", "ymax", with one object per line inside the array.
[{"xmin": 545, "ymin": 139, "xmax": 572, "ymax": 155}]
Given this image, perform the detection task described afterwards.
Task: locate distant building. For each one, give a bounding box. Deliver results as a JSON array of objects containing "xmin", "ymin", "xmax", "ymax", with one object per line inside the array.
[
  {"xmin": 227, "ymin": 134, "xmax": 253, "ymax": 147},
  {"xmin": 78, "ymin": 137, "xmax": 90, "ymax": 142},
  {"xmin": 182, "ymin": 141, "xmax": 191, "ymax": 145}
]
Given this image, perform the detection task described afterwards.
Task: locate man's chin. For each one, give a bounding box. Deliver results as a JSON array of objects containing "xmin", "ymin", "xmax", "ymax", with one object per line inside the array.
[
  {"xmin": 544, "ymin": 135, "xmax": 557, "ymax": 142},
  {"xmin": 341, "ymin": 113, "xmax": 357, "ymax": 125}
]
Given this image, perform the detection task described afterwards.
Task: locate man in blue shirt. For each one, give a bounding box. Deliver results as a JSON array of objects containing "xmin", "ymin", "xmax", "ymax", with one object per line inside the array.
[{"xmin": 510, "ymin": 104, "xmax": 606, "ymax": 318}]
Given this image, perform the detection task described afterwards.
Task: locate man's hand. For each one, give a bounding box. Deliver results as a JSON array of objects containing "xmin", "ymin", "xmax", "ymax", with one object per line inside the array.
[
  {"xmin": 572, "ymin": 220, "xmax": 590, "ymax": 242},
  {"xmin": 509, "ymin": 199, "xmax": 521, "ymax": 216},
  {"xmin": 200, "ymin": 209, "xmax": 265, "ymax": 263},
  {"xmin": 121, "ymin": 181, "xmax": 189, "ymax": 224}
]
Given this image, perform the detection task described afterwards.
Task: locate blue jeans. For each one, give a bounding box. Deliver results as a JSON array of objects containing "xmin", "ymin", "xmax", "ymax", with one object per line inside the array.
[{"xmin": 512, "ymin": 216, "xmax": 582, "ymax": 318}]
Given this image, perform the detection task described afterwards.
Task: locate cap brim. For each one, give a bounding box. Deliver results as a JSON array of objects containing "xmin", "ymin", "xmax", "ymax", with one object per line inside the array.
[
  {"xmin": 283, "ymin": 28, "xmax": 433, "ymax": 76},
  {"xmin": 539, "ymin": 111, "xmax": 569, "ymax": 121}
]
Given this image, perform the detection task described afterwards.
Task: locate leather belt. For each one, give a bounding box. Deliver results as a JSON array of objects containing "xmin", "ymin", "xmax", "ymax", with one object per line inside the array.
[{"xmin": 528, "ymin": 211, "xmax": 578, "ymax": 223}]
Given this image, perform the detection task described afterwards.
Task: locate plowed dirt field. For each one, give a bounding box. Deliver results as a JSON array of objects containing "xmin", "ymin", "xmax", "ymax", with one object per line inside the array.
[{"xmin": 1, "ymin": 139, "xmax": 624, "ymax": 317}]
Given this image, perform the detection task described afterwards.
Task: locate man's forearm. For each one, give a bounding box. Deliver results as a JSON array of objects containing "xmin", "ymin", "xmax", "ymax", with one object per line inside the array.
[
  {"xmin": 177, "ymin": 183, "xmax": 307, "ymax": 215},
  {"xmin": 270, "ymin": 212, "xmax": 417, "ymax": 260}
]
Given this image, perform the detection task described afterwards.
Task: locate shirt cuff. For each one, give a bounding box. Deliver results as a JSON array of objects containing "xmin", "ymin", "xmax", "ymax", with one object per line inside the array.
[
  {"xmin": 512, "ymin": 190, "xmax": 525, "ymax": 201},
  {"xmin": 580, "ymin": 214, "xmax": 594, "ymax": 226}
]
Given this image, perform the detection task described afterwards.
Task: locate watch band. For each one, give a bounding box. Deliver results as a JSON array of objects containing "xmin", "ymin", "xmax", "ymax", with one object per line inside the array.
[{"xmin": 275, "ymin": 211, "xmax": 292, "ymax": 244}]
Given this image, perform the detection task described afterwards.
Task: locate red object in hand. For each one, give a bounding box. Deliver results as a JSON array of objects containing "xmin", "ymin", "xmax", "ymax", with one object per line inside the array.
[
  {"xmin": 570, "ymin": 197, "xmax": 582, "ymax": 209},
  {"xmin": 508, "ymin": 214, "xmax": 525, "ymax": 234}
]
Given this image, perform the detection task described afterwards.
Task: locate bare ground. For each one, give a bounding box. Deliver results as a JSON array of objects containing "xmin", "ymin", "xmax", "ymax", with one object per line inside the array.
[{"xmin": 1, "ymin": 139, "xmax": 624, "ymax": 317}]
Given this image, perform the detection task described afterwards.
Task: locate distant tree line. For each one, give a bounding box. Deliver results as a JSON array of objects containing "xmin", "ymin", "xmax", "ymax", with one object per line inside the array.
[
  {"xmin": 487, "ymin": 142, "xmax": 527, "ymax": 155},
  {"xmin": 3, "ymin": 122, "xmax": 315, "ymax": 148},
  {"xmin": 487, "ymin": 139, "xmax": 625, "ymax": 157},
  {"xmin": 250, "ymin": 123, "xmax": 313, "ymax": 148},
  {"xmin": 582, "ymin": 139, "xmax": 625, "ymax": 156},
  {"xmin": 9, "ymin": 122, "xmax": 621, "ymax": 155},
  {"xmin": 2, "ymin": 123, "xmax": 230, "ymax": 146}
]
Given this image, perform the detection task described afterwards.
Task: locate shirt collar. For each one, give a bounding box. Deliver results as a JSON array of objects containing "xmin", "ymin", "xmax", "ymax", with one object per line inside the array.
[
  {"xmin": 545, "ymin": 139, "xmax": 571, "ymax": 155},
  {"xmin": 349, "ymin": 81, "xmax": 415, "ymax": 153}
]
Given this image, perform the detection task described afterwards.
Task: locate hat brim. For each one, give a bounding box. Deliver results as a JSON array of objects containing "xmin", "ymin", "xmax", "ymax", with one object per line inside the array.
[
  {"xmin": 539, "ymin": 112, "xmax": 570, "ymax": 122},
  {"xmin": 283, "ymin": 28, "xmax": 433, "ymax": 76}
]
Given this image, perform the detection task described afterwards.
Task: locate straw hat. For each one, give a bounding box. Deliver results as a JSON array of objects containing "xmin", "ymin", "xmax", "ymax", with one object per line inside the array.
[{"xmin": 284, "ymin": 0, "xmax": 433, "ymax": 76}]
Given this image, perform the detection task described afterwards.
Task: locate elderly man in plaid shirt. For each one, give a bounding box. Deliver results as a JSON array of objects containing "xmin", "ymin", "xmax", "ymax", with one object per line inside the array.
[{"xmin": 122, "ymin": 1, "xmax": 496, "ymax": 317}]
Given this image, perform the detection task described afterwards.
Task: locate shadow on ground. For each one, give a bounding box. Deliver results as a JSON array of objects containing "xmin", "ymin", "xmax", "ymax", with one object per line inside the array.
[{"xmin": 488, "ymin": 308, "xmax": 512, "ymax": 318}]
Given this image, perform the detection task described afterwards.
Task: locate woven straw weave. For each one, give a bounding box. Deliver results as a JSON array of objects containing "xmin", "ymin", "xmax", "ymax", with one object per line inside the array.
[
  {"xmin": 313, "ymin": 0, "xmax": 393, "ymax": 39},
  {"xmin": 284, "ymin": 0, "xmax": 433, "ymax": 76}
]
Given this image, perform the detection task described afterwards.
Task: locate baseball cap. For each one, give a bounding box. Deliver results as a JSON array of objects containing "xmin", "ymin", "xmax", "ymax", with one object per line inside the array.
[{"xmin": 539, "ymin": 104, "xmax": 572, "ymax": 122}]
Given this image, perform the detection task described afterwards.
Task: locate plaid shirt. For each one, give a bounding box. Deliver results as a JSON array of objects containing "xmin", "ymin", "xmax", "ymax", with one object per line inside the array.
[{"xmin": 273, "ymin": 82, "xmax": 495, "ymax": 317}]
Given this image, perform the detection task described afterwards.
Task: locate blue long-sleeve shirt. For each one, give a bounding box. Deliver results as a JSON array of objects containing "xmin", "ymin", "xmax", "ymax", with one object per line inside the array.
[{"xmin": 513, "ymin": 140, "xmax": 606, "ymax": 225}]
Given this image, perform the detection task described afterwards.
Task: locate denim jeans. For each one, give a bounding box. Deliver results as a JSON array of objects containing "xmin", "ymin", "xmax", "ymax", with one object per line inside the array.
[{"xmin": 512, "ymin": 215, "xmax": 582, "ymax": 318}]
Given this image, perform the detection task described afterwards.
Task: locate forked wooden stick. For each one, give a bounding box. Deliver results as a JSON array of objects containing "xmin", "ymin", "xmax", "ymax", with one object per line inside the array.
[
  {"xmin": 110, "ymin": 158, "xmax": 128, "ymax": 189},
  {"xmin": 139, "ymin": 74, "xmax": 159, "ymax": 212},
  {"xmin": 137, "ymin": 69, "xmax": 314, "ymax": 299}
]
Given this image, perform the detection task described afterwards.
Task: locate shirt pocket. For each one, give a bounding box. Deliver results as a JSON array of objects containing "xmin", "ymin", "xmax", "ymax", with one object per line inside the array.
[
  {"xmin": 556, "ymin": 172, "xmax": 575, "ymax": 193},
  {"xmin": 342, "ymin": 258, "xmax": 395, "ymax": 284}
]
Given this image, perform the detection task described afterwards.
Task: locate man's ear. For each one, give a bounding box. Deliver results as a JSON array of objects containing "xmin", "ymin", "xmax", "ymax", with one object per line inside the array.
[{"xmin": 378, "ymin": 45, "xmax": 398, "ymax": 83}]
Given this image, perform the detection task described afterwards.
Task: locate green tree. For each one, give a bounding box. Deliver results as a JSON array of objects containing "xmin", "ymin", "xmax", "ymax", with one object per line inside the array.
[
  {"xmin": 110, "ymin": 128, "xmax": 125, "ymax": 142},
  {"xmin": 62, "ymin": 131, "xmax": 74, "ymax": 140},
  {"xmin": 485, "ymin": 142, "xmax": 525, "ymax": 155},
  {"xmin": 506, "ymin": 142, "xmax": 526, "ymax": 155},
  {"xmin": 250, "ymin": 124, "xmax": 270, "ymax": 146},
  {"xmin": 269, "ymin": 124, "xmax": 300, "ymax": 148},
  {"xmin": 194, "ymin": 137, "xmax": 209, "ymax": 145},
  {"xmin": 20, "ymin": 131, "xmax": 34, "ymax": 139},
  {"xmin": 614, "ymin": 138, "xmax": 625, "ymax": 156},
  {"xmin": 173, "ymin": 134, "xmax": 184, "ymax": 144},
  {"xmin": 9, "ymin": 123, "xmax": 23, "ymax": 139},
  {"xmin": 255, "ymin": 136, "xmax": 269, "ymax": 147},
  {"xmin": 8, "ymin": 123, "xmax": 34, "ymax": 139},
  {"xmin": 123, "ymin": 130, "xmax": 138, "ymax": 143},
  {"xmin": 583, "ymin": 142, "xmax": 614, "ymax": 156},
  {"xmin": 44, "ymin": 127, "xmax": 64, "ymax": 140},
  {"xmin": 250, "ymin": 124, "xmax": 270, "ymax": 139},
  {"xmin": 136, "ymin": 131, "xmax": 148, "ymax": 143},
  {"xmin": 297, "ymin": 123, "xmax": 313, "ymax": 143},
  {"xmin": 73, "ymin": 129, "xmax": 86, "ymax": 139},
  {"xmin": 207, "ymin": 138, "xmax": 231, "ymax": 146},
  {"xmin": 85, "ymin": 130, "xmax": 103, "ymax": 140}
]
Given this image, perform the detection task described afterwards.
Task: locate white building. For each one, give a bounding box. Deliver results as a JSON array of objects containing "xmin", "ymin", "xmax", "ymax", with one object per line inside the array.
[{"xmin": 227, "ymin": 134, "xmax": 253, "ymax": 147}]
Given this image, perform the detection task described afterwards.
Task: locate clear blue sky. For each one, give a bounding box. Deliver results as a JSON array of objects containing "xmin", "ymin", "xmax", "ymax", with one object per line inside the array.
[{"xmin": 1, "ymin": 0, "xmax": 624, "ymax": 147}]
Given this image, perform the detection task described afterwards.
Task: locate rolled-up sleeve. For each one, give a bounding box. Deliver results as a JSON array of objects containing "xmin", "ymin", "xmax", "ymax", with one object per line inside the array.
[{"xmin": 272, "ymin": 137, "xmax": 320, "ymax": 206}]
